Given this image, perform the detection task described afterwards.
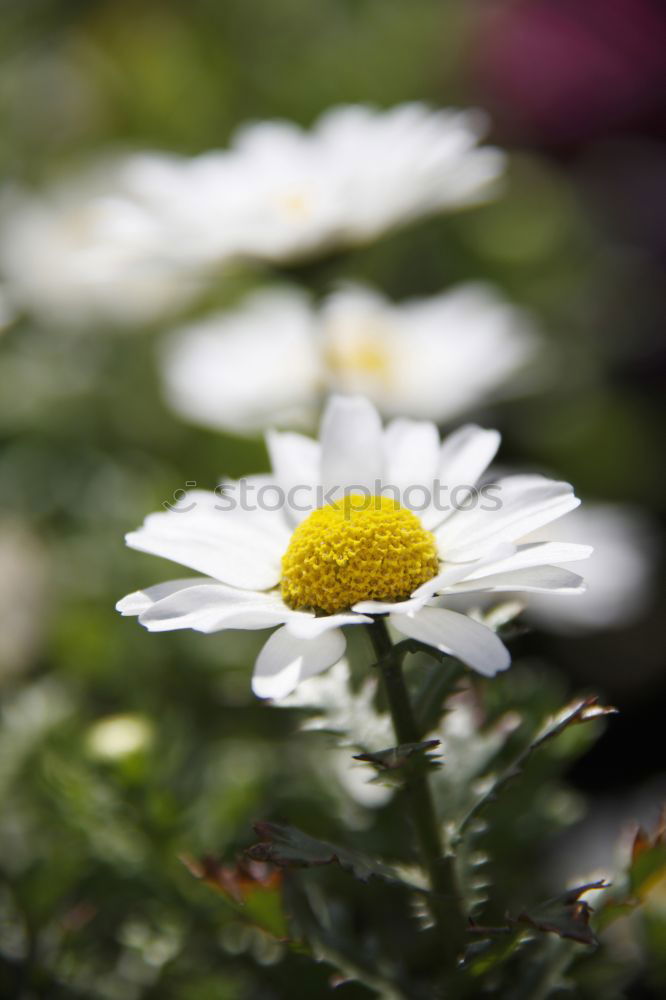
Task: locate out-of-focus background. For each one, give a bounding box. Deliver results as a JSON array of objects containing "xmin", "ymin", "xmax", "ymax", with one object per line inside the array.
[{"xmin": 1, "ymin": 1, "xmax": 665, "ymax": 997}]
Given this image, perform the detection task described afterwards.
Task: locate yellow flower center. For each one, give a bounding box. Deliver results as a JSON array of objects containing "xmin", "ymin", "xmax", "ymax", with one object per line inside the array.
[
  {"xmin": 281, "ymin": 494, "xmax": 439, "ymax": 614},
  {"xmin": 278, "ymin": 191, "xmax": 312, "ymax": 221},
  {"xmin": 325, "ymin": 332, "xmax": 391, "ymax": 378}
]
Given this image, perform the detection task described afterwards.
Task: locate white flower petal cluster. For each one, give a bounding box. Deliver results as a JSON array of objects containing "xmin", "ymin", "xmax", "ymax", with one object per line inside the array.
[
  {"xmin": 0, "ymin": 170, "xmax": 204, "ymax": 328},
  {"xmin": 117, "ymin": 396, "xmax": 590, "ymax": 699},
  {"xmin": 122, "ymin": 104, "xmax": 505, "ymax": 264},
  {"xmin": 0, "ymin": 104, "xmax": 504, "ymax": 327},
  {"xmin": 161, "ymin": 282, "xmax": 537, "ymax": 434}
]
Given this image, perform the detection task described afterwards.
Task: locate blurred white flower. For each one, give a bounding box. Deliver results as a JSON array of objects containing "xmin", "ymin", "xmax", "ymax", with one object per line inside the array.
[
  {"xmin": 0, "ymin": 169, "xmax": 203, "ymax": 329},
  {"xmin": 523, "ymin": 503, "xmax": 657, "ymax": 633},
  {"xmin": 122, "ymin": 103, "xmax": 505, "ymax": 265},
  {"xmin": 162, "ymin": 288, "xmax": 321, "ymax": 435},
  {"xmin": 161, "ymin": 282, "xmax": 537, "ymax": 434},
  {"xmin": 118, "ymin": 395, "xmax": 589, "ymax": 698},
  {"xmin": 0, "ymin": 105, "xmax": 503, "ymax": 327},
  {"xmin": 86, "ymin": 714, "xmax": 154, "ymax": 760}
]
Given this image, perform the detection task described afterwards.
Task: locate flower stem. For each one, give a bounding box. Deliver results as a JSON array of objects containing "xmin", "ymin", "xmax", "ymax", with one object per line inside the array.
[{"xmin": 367, "ymin": 619, "xmax": 466, "ymax": 969}]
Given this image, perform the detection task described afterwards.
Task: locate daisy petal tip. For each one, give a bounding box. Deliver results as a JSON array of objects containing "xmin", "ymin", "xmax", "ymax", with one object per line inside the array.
[
  {"xmin": 462, "ymin": 630, "xmax": 512, "ymax": 678},
  {"xmin": 571, "ymin": 543, "xmax": 594, "ymax": 561},
  {"xmin": 479, "ymin": 649, "xmax": 512, "ymax": 678},
  {"xmin": 251, "ymin": 678, "xmax": 279, "ymax": 701},
  {"xmin": 323, "ymin": 392, "xmax": 381, "ymax": 425},
  {"xmin": 124, "ymin": 529, "xmax": 148, "ymax": 552},
  {"xmin": 251, "ymin": 667, "xmax": 300, "ymax": 701}
]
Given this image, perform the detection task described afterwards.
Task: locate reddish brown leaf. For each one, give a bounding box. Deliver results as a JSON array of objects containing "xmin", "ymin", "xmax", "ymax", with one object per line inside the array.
[{"xmin": 180, "ymin": 852, "xmax": 282, "ymax": 904}]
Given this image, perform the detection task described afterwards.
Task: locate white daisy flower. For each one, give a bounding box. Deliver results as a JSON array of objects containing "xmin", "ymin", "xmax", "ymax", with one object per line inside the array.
[
  {"xmin": 117, "ymin": 396, "xmax": 590, "ymax": 699},
  {"xmin": 119, "ymin": 103, "xmax": 505, "ymax": 265},
  {"xmin": 0, "ymin": 171, "xmax": 203, "ymax": 329},
  {"xmin": 161, "ymin": 282, "xmax": 537, "ymax": 434}
]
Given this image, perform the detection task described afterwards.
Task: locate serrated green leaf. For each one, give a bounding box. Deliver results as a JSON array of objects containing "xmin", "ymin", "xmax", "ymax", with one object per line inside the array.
[
  {"xmin": 353, "ymin": 738, "xmax": 441, "ymax": 772},
  {"xmin": 247, "ymin": 821, "xmax": 424, "ymax": 892},
  {"xmin": 456, "ymin": 696, "xmax": 617, "ymax": 840}
]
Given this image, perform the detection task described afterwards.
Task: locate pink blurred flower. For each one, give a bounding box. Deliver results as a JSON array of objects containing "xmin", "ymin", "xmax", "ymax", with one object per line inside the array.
[{"xmin": 473, "ymin": 0, "xmax": 666, "ymax": 148}]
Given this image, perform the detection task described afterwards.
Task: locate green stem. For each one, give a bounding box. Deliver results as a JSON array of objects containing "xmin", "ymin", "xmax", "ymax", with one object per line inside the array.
[{"xmin": 366, "ymin": 619, "xmax": 467, "ymax": 969}]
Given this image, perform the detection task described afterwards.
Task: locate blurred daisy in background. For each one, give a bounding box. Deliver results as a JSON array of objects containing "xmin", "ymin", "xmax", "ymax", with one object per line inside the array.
[
  {"xmin": 0, "ymin": 171, "xmax": 204, "ymax": 329},
  {"xmin": 161, "ymin": 282, "xmax": 538, "ymax": 434},
  {"xmin": 117, "ymin": 395, "xmax": 589, "ymax": 699},
  {"xmin": 120, "ymin": 103, "xmax": 506, "ymax": 266},
  {"xmin": 0, "ymin": 104, "xmax": 504, "ymax": 330}
]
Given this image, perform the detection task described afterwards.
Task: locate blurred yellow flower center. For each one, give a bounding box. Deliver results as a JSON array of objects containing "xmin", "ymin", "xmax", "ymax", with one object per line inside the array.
[
  {"xmin": 325, "ymin": 334, "xmax": 390, "ymax": 378},
  {"xmin": 279, "ymin": 191, "xmax": 311, "ymax": 220},
  {"xmin": 281, "ymin": 494, "xmax": 438, "ymax": 614}
]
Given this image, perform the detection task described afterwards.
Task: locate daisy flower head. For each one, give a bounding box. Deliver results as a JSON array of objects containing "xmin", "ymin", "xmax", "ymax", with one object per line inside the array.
[
  {"xmin": 110, "ymin": 103, "xmax": 506, "ymax": 269},
  {"xmin": 161, "ymin": 282, "xmax": 537, "ymax": 435},
  {"xmin": 117, "ymin": 396, "xmax": 590, "ymax": 699},
  {"xmin": 219, "ymin": 103, "xmax": 506, "ymax": 261},
  {"xmin": 0, "ymin": 167, "xmax": 203, "ymax": 329}
]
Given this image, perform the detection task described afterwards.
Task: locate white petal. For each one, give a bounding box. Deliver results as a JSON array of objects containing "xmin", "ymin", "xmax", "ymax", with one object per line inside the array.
[
  {"xmin": 414, "ymin": 543, "xmax": 518, "ymax": 598},
  {"xmin": 160, "ymin": 288, "xmax": 321, "ymax": 435},
  {"xmin": 352, "ymin": 595, "xmax": 431, "ymax": 615},
  {"xmin": 120, "ymin": 581, "xmax": 300, "ymax": 633},
  {"xmin": 444, "ymin": 565, "xmax": 586, "ymax": 596},
  {"xmin": 116, "ymin": 578, "xmax": 207, "ymax": 615},
  {"xmin": 320, "ymin": 395, "xmax": 384, "ymax": 498},
  {"xmin": 390, "ymin": 606, "xmax": 510, "ymax": 677},
  {"xmin": 462, "ymin": 542, "xmax": 592, "ymax": 580},
  {"xmin": 266, "ymin": 429, "xmax": 321, "ymax": 524},
  {"xmin": 283, "ymin": 611, "xmax": 372, "ymax": 638},
  {"xmin": 441, "ymin": 475, "xmax": 580, "ymax": 561},
  {"xmin": 382, "ymin": 418, "xmax": 440, "ymax": 508},
  {"xmin": 439, "ymin": 424, "xmax": 501, "ymax": 484},
  {"xmin": 423, "ymin": 425, "xmax": 500, "ymax": 529},
  {"xmin": 125, "ymin": 489, "xmax": 289, "ymax": 590},
  {"xmin": 252, "ymin": 625, "xmax": 346, "ymax": 699}
]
